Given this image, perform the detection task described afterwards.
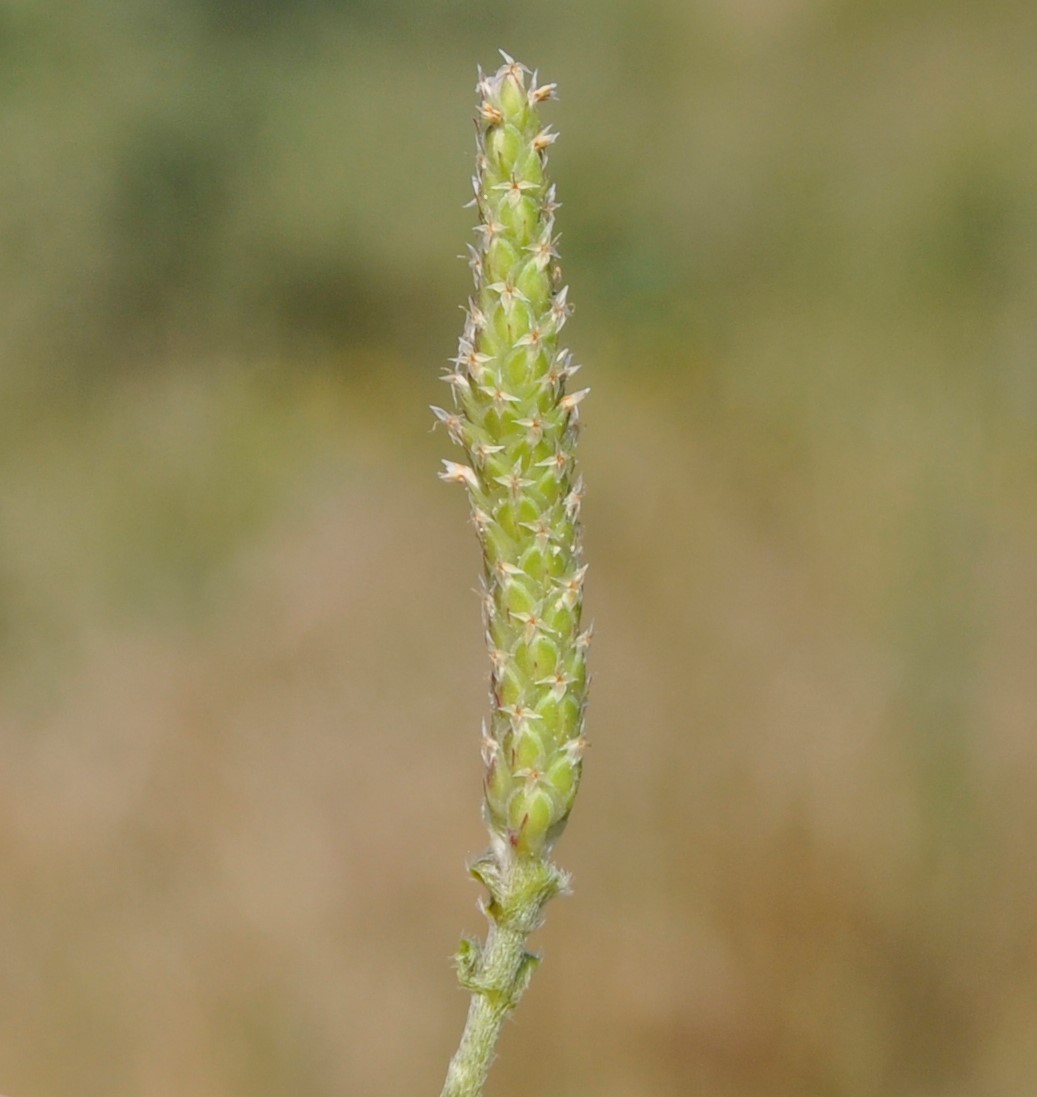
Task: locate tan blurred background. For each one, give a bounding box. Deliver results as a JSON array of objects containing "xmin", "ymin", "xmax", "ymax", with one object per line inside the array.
[{"xmin": 2, "ymin": 2, "xmax": 1036, "ymax": 1095}]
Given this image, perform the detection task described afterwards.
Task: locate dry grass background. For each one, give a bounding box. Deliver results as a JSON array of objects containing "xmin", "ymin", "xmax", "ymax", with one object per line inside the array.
[
  {"xmin": 2, "ymin": 356, "xmax": 1035, "ymax": 1097},
  {"xmin": 2, "ymin": 1, "xmax": 1037, "ymax": 1094}
]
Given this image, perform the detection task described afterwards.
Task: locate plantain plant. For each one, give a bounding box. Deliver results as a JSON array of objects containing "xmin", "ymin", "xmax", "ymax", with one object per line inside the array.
[{"xmin": 435, "ymin": 53, "xmax": 591, "ymax": 1097}]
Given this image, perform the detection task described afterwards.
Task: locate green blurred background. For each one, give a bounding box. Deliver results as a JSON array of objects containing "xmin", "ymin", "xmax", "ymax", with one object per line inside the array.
[{"xmin": 2, "ymin": 1, "xmax": 1036, "ymax": 1094}]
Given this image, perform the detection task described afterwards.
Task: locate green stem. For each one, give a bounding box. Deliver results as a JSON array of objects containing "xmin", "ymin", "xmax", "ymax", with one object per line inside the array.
[
  {"xmin": 439, "ymin": 923, "xmax": 526, "ymax": 1097},
  {"xmin": 440, "ymin": 854, "xmax": 566, "ymax": 1097}
]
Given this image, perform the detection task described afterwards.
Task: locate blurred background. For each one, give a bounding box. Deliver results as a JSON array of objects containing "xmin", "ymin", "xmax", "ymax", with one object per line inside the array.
[{"xmin": 2, "ymin": 1, "xmax": 1036, "ymax": 1095}]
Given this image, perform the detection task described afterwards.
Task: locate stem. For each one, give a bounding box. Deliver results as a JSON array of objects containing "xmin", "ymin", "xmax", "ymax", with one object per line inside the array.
[
  {"xmin": 439, "ymin": 923, "xmax": 526, "ymax": 1097},
  {"xmin": 439, "ymin": 853, "xmax": 566, "ymax": 1097}
]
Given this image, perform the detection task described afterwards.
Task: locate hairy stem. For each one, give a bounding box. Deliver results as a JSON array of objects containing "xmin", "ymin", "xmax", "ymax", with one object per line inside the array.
[{"xmin": 440, "ymin": 855, "xmax": 561, "ymax": 1097}]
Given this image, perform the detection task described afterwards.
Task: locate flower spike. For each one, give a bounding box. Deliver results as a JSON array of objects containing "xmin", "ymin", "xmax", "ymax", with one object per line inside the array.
[
  {"xmin": 435, "ymin": 56, "xmax": 589, "ymax": 860},
  {"xmin": 438, "ymin": 55, "xmax": 590, "ymax": 1097}
]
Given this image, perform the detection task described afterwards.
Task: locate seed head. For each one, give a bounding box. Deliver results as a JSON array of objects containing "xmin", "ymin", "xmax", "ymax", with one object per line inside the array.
[{"xmin": 436, "ymin": 56, "xmax": 589, "ymax": 859}]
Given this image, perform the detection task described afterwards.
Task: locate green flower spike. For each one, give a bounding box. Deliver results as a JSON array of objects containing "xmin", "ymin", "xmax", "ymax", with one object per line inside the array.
[{"xmin": 437, "ymin": 54, "xmax": 591, "ymax": 1097}]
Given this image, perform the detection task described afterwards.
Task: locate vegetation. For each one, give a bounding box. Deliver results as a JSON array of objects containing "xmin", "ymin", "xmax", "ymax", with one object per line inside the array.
[
  {"xmin": 1, "ymin": 3, "xmax": 1035, "ymax": 1096},
  {"xmin": 436, "ymin": 55, "xmax": 588, "ymax": 1096}
]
